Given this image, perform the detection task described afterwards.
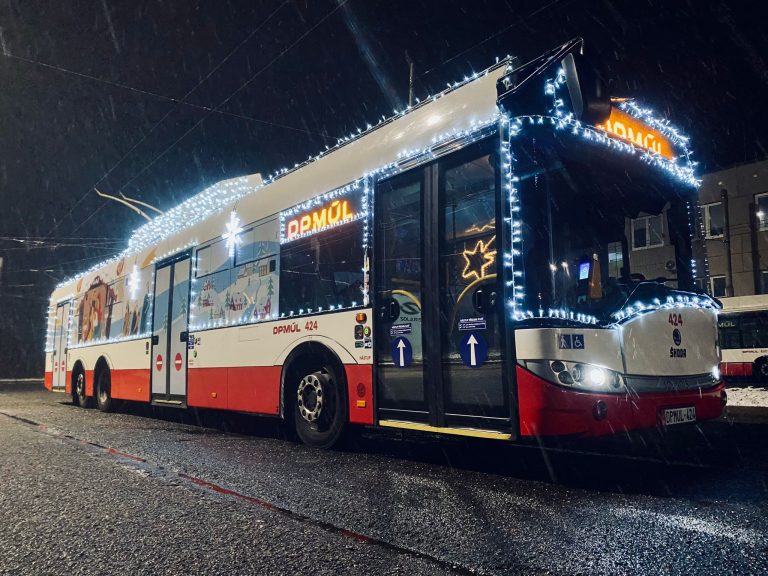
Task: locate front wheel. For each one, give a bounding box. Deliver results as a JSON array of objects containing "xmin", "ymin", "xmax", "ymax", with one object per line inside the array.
[{"xmin": 293, "ymin": 366, "xmax": 346, "ymax": 449}]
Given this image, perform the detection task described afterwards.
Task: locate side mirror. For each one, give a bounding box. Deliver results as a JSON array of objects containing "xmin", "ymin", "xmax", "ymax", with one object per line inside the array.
[{"xmin": 561, "ymin": 52, "xmax": 611, "ymax": 125}]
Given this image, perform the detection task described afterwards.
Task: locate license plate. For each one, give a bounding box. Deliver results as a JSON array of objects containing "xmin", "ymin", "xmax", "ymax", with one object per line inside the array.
[{"xmin": 663, "ymin": 406, "xmax": 696, "ymax": 426}]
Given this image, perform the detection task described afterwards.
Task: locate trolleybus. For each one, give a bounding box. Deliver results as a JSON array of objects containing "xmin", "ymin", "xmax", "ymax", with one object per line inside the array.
[
  {"xmin": 44, "ymin": 39, "xmax": 726, "ymax": 447},
  {"xmin": 718, "ymin": 294, "xmax": 768, "ymax": 382}
]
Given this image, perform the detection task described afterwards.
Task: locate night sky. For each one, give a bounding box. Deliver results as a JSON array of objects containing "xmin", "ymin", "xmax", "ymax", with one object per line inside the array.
[{"xmin": 1, "ymin": 0, "xmax": 768, "ymax": 375}]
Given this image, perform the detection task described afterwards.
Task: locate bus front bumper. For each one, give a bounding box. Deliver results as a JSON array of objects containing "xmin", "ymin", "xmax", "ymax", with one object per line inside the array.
[{"xmin": 516, "ymin": 365, "xmax": 726, "ymax": 438}]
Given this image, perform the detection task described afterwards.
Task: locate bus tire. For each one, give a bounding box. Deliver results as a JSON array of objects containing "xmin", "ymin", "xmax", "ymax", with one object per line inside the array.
[
  {"xmin": 73, "ymin": 368, "xmax": 92, "ymax": 408},
  {"xmin": 293, "ymin": 364, "xmax": 346, "ymax": 449},
  {"xmin": 96, "ymin": 366, "xmax": 114, "ymax": 412},
  {"xmin": 755, "ymin": 358, "xmax": 768, "ymax": 383}
]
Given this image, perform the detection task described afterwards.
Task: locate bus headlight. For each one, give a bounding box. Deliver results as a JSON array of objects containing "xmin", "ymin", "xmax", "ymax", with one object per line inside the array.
[{"xmin": 524, "ymin": 360, "xmax": 626, "ymax": 393}]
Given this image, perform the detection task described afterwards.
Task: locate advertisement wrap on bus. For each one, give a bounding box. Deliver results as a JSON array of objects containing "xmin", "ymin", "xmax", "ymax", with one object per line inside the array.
[{"xmin": 44, "ymin": 39, "xmax": 726, "ymax": 448}]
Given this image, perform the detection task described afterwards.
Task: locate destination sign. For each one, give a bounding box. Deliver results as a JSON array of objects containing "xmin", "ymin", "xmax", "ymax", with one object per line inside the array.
[
  {"xmin": 282, "ymin": 193, "xmax": 363, "ymax": 243},
  {"xmin": 596, "ymin": 108, "xmax": 675, "ymax": 160}
]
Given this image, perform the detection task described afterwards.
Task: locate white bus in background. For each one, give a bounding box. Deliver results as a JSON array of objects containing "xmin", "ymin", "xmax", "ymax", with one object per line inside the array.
[{"xmin": 718, "ymin": 294, "xmax": 768, "ymax": 382}]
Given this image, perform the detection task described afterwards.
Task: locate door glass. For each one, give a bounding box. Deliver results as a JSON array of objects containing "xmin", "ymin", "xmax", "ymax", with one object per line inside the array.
[
  {"xmin": 375, "ymin": 176, "xmax": 427, "ymax": 416},
  {"xmin": 151, "ymin": 264, "xmax": 171, "ymax": 395},
  {"xmin": 168, "ymin": 259, "xmax": 190, "ymax": 397},
  {"xmin": 439, "ymin": 153, "xmax": 506, "ymax": 418},
  {"xmin": 53, "ymin": 303, "xmax": 68, "ymax": 389}
]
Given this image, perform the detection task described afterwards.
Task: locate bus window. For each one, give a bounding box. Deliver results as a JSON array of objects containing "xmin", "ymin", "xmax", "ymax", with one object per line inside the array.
[
  {"xmin": 279, "ymin": 220, "xmax": 365, "ymax": 314},
  {"xmin": 718, "ymin": 317, "xmax": 742, "ymax": 349},
  {"xmin": 741, "ymin": 312, "xmax": 768, "ymax": 348}
]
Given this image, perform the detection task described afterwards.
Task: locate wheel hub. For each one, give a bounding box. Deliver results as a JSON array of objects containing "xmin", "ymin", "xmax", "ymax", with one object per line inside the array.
[
  {"xmin": 76, "ymin": 373, "xmax": 85, "ymax": 396},
  {"xmin": 297, "ymin": 374, "xmax": 324, "ymax": 423}
]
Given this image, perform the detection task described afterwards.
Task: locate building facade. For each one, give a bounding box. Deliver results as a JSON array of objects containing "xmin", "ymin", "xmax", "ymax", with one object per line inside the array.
[
  {"xmin": 697, "ymin": 159, "xmax": 768, "ymax": 298},
  {"xmin": 627, "ymin": 159, "xmax": 768, "ymax": 298}
]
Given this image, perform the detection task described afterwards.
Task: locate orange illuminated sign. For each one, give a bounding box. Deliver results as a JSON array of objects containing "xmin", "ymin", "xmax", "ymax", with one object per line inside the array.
[
  {"xmin": 285, "ymin": 198, "xmax": 358, "ymax": 241},
  {"xmin": 597, "ymin": 108, "xmax": 675, "ymax": 160}
]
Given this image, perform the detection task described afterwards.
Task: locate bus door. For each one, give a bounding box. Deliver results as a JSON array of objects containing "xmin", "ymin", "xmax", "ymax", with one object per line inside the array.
[
  {"xmin": 52, "ymin": 301, "xmax": 71, "ymax": 391},
  {"xmin": 151, "ymin": 253, "xmax": 191, "ymax": 405},
  {"xmin": 374, "ymin": 139, "xmax": 513, "ymax": 434}
]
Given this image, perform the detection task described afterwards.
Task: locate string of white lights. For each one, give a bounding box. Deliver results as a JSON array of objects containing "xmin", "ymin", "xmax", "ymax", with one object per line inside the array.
[{"xmin": 46, "ymin": 56, "xmax": 714, "ymax": 350}]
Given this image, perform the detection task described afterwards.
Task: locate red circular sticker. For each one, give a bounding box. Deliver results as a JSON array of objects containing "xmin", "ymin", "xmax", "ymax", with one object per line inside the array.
[
  {"xmin": 174, "ymin": 353, "xmax": 183, "ymax": 371},
  {"xmin": 155, "ymin": 355, "xmax": 163, "ymax": 371}
]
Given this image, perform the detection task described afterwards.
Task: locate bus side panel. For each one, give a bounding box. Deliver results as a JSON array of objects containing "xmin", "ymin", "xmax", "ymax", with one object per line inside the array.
[
  {"xmin": 188, "ymin": 368, "xmax": 229, "ymax": 409},
  {"xmin": 44, "ymin": 352, "xmax": 53, "ymax": 390},
  {"xmin": 85, "ymin": 370, "xmax": 95, "ymax": 396},
  {"xmin": 720, "ymin": 361, "xmax": 752, "ymax": 378},
  {"xmin": 228, "ymin": 366, "xmax": 281, "ymax": 415},
  {"xmin": 344, "ymin": 364, "xmax": 373, "ymax": 425},
  {"xmin": 111, "ymin": 369, "xmax": 151, "ymax": 402},
  {"xmin": 68, "ymin": 339, "xmax": 150, "ymax": 402},
  {"xmin": 186, "ymin": 366, "xmax": 280, "ymax": 415}
]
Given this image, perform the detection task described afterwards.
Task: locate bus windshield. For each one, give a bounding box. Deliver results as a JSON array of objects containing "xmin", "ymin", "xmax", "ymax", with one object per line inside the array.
[{"xmin": 516, "ymin": 129, "xmax": 697, "ymax": 322}]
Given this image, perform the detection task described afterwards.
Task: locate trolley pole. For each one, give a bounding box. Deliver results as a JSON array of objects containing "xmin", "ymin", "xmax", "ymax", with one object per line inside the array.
[
  {"xmin": 405, "ymin": 51, "xmax": 414, "ymax": 107},
  {"xmin": 721, "ymin": 188, "xmax": 734, "ymax": 297}
]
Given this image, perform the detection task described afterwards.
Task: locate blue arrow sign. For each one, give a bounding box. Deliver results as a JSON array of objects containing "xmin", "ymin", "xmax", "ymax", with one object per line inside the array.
[
  {"xmin": 391, "ymin": 336, "xmax": 413, "ymax": 367},
  {"xmin": 459, "ymin": 332, "xmax": 487, "ymax": 368}
]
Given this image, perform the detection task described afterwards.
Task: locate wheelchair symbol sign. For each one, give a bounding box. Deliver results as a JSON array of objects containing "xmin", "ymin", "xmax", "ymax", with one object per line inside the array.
[{"xmin": 558, "ymin": 334, "xmax": 584, "ymax": 350}]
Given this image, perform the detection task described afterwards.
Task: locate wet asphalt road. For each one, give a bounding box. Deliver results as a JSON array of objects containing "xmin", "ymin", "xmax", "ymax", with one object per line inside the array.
[{"xmin": 1, "ymin": 383, "xmax": 767, "ymax": 575}]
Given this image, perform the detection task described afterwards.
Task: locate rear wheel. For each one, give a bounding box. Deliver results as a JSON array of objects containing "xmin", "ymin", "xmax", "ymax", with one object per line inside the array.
[
  {"xmin": 293, "ymin": 365, "xmax": 346, "ymax": 449},
  {"xmin": 97, "ymin": 367, "xmax": 114, "ymax": 412},
  {"xmin": 73, "ymin": 370, "xmax": 92, "ymax": 408}
]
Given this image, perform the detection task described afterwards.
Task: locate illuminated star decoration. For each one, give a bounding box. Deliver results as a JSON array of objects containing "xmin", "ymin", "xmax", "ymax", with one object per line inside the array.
[
  {"xmin": 222, "ymin": 211, "xmax": 243, "ymax": 258},
  {"xmin": 462, "ymin": 235, "xmax": 497, "ymax": 281},
  {"xmin": 127, "ymin": 264, "xmax": 140, "ymax": 300}
]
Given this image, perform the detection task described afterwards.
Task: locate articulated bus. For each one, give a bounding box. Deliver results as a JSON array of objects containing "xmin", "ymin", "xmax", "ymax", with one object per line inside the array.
[
  {"xmin": 45, "ymin": 40, "xmax": 726, "ymax": 448},
  {"xmin": 718, "ymin": 295, "xmax": 768, "ymax": 382}
]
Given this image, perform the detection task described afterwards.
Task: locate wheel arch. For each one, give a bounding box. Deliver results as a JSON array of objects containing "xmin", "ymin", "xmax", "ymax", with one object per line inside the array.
[
  {"xmin": 279, "ymin": 341, "xmax": 348, "ymax": 420},
  {"xmin": 70, "ymin": 359, "xmax": 86, "ymax": 389},
  {"xmin": 94, "ymin": 355, "xmax": 111, "ymax": 386}
]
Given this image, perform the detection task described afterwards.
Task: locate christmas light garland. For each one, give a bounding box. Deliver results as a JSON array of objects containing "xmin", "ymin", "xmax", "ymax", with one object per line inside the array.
[{"xmin": 46, "ymin": 56, "xmax": 712, "ymax": 350}]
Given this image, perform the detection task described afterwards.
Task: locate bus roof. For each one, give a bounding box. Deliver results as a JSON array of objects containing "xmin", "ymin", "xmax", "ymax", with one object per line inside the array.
[
  {"xmin": 50, "ymin": 46, "xmax": 697, "ymax": 302},
  {"xmin": 52, "ymin": 58, "xmax": 511, "ymax": 299},
  {"xmin": 718, "ymin": 295, "xmax": 768, "ymax": 313}
]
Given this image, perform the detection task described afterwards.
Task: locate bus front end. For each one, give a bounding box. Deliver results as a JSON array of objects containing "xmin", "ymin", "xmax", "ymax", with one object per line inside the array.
[{"xmin": 500, "ymin": 44, "xmax": 726, "ymax": 438}]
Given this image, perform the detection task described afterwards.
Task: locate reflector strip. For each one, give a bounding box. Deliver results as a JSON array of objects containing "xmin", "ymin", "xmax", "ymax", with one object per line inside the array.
[{"xmin": 378, "ymin": 419, "xmax": 512, "ymax": 440}]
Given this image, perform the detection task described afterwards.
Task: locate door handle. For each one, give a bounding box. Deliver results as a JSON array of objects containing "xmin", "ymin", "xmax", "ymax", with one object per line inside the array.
[
  {"xmin": 377, "ymin": 298, "xmax": 400, "ymax": 323},
  {"xmin": 473, "ymin": 288, "xmax": 485, "ymax": 313},
  {"xmin": 389, "ymin": 299, "xmax": 399, "ymax": 321},
  {"xmin": 152, "ymin": 335, "xmax": 159, "ymax": 345},
  {"xmin": 180, "ymin": 331, "xmax": 189, "ymax": 343}
]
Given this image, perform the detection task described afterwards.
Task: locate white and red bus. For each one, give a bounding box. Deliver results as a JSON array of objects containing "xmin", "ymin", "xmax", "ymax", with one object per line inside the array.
[
  {"xmin": 718, "ymin": 294, "xmax": 768, "ymax": 382},
  {"xmin": 44, "ymin": 40, "xmax": 725, "ymax": 447}
]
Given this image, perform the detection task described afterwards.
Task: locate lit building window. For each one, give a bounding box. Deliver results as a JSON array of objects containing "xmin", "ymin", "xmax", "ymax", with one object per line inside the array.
[
  {"xmin": 607, "ymin": 241, "xmax": 624, "ymax": 278},
  {"xmin": 756, "ymin": 193, "xmax": 768, "ymax": 231}
]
